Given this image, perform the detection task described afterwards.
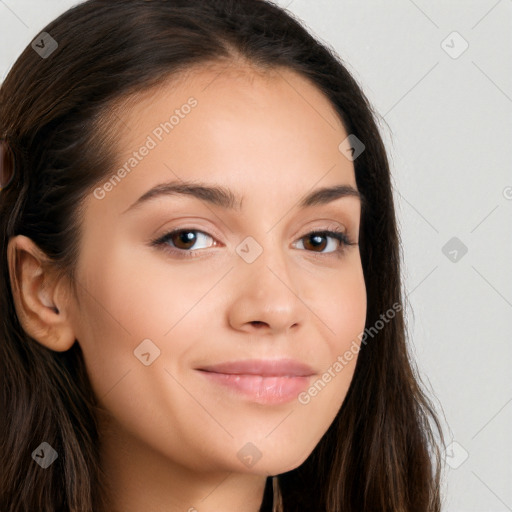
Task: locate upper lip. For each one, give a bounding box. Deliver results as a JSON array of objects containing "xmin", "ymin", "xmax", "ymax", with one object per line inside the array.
[{"xmin": 197, "ymin": 358, "xmax": 315, "ymax": 377}]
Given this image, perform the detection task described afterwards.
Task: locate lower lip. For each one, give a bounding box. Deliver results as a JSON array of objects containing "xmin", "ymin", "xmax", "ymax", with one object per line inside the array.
[{"xmin": 197, "ymin": 371, "xmax": 312, "ymax": 404}]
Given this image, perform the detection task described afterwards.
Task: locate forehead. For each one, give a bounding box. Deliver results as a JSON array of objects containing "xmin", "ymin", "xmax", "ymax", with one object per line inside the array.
[
  {"xmin": 110, "ymin": 61, "xmax": 348, "ymax": 154},
  {"xmin": 88, "ymin": 62, "xmax": 357, "ymax": 218}
]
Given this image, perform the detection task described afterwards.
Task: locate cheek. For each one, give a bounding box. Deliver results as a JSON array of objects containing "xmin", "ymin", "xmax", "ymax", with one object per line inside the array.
[
  {"xmin": 71, "ymin": 244, "xmax": 218, "ymax": 399},
  {"xmin": 297, "ymin": 256, "xmax": 366, "ymax": 410},
  {"xmin": 318, "ymin": 255, "xmax": 367, "ymax": 354}
]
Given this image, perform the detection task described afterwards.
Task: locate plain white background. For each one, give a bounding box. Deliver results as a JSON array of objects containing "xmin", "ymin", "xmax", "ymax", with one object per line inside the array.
[{"xmin": 1, "ymin": 1, "xmax": 511, "ymax": 511}]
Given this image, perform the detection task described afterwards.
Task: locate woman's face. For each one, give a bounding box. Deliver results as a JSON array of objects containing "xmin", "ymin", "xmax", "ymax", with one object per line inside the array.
[{"xmin": 70, "ymin": 65, "xmax": 366, "ymax": 480}]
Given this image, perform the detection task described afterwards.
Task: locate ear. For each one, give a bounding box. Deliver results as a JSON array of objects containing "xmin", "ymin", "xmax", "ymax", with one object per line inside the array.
[{"xmin": 7, "ymin": 235, "xmax": 76, "ymax": 352}]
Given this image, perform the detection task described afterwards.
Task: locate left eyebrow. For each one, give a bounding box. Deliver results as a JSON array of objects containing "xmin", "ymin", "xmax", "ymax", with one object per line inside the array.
[
  {"xmin": 121, "ymin": 180, "xmax": 363, "ymax": 215},
  {"xmin": 298, "ymin": 184, "xmax": 363, "ymax": 208}
]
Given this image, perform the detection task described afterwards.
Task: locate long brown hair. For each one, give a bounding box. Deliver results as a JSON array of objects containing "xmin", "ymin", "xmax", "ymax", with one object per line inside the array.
[{"xmin": 0, "ymin": 1, "xmax": 444, "ymax": 510}]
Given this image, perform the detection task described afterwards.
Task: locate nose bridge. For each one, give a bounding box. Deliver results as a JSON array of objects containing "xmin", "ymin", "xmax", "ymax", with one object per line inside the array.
[
  {"xmin": 228, "ymin": 229, "xmax": 303, "ymax": 332},
  {"xmin": 238, "ymin": 226, "xmax": 293, "ymax": 291}
]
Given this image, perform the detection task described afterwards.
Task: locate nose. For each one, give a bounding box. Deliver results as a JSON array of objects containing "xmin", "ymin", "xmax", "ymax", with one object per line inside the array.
[{"xmin": 227, "ymin": 244, "xmax": 304, "ymax": 335}]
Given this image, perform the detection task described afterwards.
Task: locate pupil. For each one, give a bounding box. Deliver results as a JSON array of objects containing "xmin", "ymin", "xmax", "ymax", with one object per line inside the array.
[
  {"xmin": 177, "ymin": 231, "xmax": 195, "ymax": 248},
  {"xmin": 307, "ymin": 234, "xmax": 326, "ymax": 251}
]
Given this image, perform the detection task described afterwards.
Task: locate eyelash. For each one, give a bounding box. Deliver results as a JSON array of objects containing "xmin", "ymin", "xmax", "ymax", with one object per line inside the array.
[{"xmin": 150, "ymin": 226, "xmax": 356, "ymax": 260}]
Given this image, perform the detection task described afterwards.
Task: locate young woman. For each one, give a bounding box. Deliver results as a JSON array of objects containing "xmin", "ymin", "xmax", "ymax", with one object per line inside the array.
[{"xmin": 0, "ymin": 1, "xmax": 444, "ymax": 510}]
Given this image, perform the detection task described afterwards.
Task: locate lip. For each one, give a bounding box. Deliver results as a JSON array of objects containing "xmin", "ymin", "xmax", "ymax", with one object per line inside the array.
[
  {"xmin": 197, "ymin": 358, "xmax": 316, "ymax": 377},
  {"xmin": 196, "ymin": 358, "xmax": 315, "ymax": 405}
]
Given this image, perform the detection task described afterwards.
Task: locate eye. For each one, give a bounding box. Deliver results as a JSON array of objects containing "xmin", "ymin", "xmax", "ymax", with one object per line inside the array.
[
  {"xmin": 293, "ymin": 228, "xmax": 353, "ymax": 255},
  {"xmin": 153, "ymin": 229, "xmax": 215, "ymax": 255},
  {"xmin": 151, "ymin": 226, "xmax": 356, "ymax": 259}
]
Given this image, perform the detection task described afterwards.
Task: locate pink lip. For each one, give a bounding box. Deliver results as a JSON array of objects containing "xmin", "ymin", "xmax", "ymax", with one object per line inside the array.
[
  {"xmin": 197, "ymin": 358, "xmax": 315, "ymax": 377},
  {"xmin": 196, "ymin": 359, "xmax": 315, "ymax": 405}
]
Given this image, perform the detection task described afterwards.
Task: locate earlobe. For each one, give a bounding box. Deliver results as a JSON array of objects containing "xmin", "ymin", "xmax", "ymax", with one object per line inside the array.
[{"xmin": 7, "ymin": 235, "xmax": 76, "ymax": 352}]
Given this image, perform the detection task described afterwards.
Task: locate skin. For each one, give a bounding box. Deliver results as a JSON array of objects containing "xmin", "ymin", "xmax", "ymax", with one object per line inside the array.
[{"xmin": 9, "ymin": 64, "xmax": 367, "ymax": 511}]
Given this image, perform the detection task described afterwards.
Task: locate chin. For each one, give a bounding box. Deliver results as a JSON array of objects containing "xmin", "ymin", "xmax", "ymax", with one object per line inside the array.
[{"xmin": 235, "ymin": 444, "xmax": 314, "ymax": 476}]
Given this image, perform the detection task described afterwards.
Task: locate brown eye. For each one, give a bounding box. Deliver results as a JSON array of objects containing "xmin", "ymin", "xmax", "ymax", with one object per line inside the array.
[
  {"xmin": 293, "ymin": 229, "xmax": 351, "ymax": 255},
  {"xmin": 156, "ymin": 229, "xmax": 215, "ymax": 252},
  {"xmin": 303, "ymin": 233, "xmax": 328, "ymax": 252},
  {"xmin": 170, "ymin": 230, "xmax": 198, "ymax": 250}
]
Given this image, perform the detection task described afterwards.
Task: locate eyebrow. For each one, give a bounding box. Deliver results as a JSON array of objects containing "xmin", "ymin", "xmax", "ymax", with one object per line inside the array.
[{"xmin": 122, "ymin": 180, "xmax": 363, "ymax": 214}]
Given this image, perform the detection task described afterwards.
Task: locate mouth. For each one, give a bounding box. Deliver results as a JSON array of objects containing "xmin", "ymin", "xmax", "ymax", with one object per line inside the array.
[{"xmin": 195, "ymin": 358, "xmax": 315, "ymax": 404}]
